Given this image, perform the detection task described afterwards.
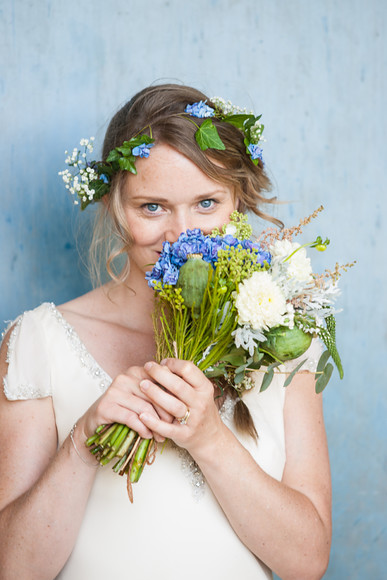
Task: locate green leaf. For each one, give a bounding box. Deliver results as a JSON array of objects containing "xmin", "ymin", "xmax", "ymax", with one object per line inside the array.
[
  {"xmin": 221, "ymin": 353, "xmax": 246, "ymax": 366},
  {"xmin": 253, "ymin": 351, "xmax": 264, "ymax": 364},
  {"xmin": 106, "ymin": 149, "xmax": 120, "ymax": 162},
  {"xmin": 195, "ymin": 119, "xmax": 226, "ymax": 151},
  {"xmin": 88, "ymin": 180, "xmax": 110, "ymax": 200},
  {"xmin": 315, "ymin": 350, "xmax": 331, "ymax": 380},
  {"xmin": 119, "ymin": 157, "xmax": 137, "ymax": 173},
  {"xmin": 234, "ymin": 362, "xmax": 248, "ymax": 375},
  {"xmin": 260, "ymin": 361, "xmax": 281, "ymax": 392},
  {"xmin": 315, "ymin": 363, "xmax": 334, "ymax": 393},
  {"xmin": 260, "ymin": 368, "xmax": 274, "ymax": 392},
  {"xmin": 223, "ymin": 114, "xmax": 253, "ymax": 129},
  {"xmin": 247, "ymin": 360, "xmax": 264, "ymax": 370},
  {"xmin": 234, "ymin": 371, "xmax": 245, "ymax": 384},
  {"xmin": 283, "ymin": 359, "xmax": 307, "ymax": 388},
  {"xmin": 124, "ymin": 135, "xmax": 154, "ymax": 148},
  {"xmin": 204, "ymin": 366, "xmax": 226, "ymax": 378},
  {"xmin": 116, "ymin": 145, "xmax": 133, "ymax": 156}
]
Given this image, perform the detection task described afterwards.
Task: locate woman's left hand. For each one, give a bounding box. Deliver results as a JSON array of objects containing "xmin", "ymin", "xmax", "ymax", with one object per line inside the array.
[{"xmin": 138, "ymin": 358, "xmax": 225, "ymax": 455}]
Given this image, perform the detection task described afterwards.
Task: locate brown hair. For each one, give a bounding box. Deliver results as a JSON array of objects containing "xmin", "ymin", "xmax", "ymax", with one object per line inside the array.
[
  {"xmin": 90, "ymin": 83, "xmax": 282, "ymax": 439},
  {"xmin": 90, "ymin": 83, "xmax": 281, "ymax": 283}
]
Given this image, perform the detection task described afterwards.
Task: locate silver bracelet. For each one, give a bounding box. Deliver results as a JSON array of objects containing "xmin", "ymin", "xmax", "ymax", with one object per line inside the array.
[{"xmin": 69, "ymin": 423, "xmax": 100, "ymax": 468}]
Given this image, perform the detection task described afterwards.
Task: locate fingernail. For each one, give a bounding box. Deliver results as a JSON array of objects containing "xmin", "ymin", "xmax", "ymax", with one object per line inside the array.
[
  {"xmin": 139, "ymin": 412, "xmax": 151, "ymax": 421},
  {"xmin": 144, "ymin": 361, "xmax": 154, "ymax": 371},
  {"xmin": 140, "ymin": 380, "xmax": 150, "ymax": 391}
]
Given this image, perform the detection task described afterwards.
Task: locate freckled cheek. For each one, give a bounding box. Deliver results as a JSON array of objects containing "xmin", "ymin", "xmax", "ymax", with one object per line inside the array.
[{"xmin": 130, "ymin": 225, "xmax": 163, "ymax": 248}]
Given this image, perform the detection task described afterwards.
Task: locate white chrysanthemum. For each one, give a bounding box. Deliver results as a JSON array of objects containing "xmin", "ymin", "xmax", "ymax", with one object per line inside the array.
[
  {"xmin": 270, "ymin": 239, "xmax": 313, "ymax": 283},
  {"xmin": 234, "ymin": 271, "xmax": 287, "ymax": 332}
]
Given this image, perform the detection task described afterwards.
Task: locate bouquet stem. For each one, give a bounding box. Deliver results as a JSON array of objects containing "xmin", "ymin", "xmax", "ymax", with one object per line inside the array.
[{"xmin": 85, "ymin": 426, "xmax": 156, "ymax": 502}]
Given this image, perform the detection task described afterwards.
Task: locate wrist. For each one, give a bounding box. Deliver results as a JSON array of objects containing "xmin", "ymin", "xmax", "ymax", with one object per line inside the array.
[
  {"xmin": 69, "ymin": 423, "xmax": 100, "ymax": 468},
  {"xmin": 189, "ymin": 421, "xmax": 234, "ymax": 466}
]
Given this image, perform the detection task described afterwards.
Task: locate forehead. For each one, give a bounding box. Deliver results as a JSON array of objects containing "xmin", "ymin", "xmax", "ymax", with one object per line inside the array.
[{"xmin": 123, "ymin": 143, "xmax": 230, "ymax": 197}]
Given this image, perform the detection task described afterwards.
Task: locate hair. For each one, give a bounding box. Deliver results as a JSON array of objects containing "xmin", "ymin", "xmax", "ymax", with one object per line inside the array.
[{"xmin": 89, "ymin": 83, "xmax": 283, "ymax": 439}]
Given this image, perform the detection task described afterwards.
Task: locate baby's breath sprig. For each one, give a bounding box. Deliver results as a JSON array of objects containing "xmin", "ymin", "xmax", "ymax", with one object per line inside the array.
[{"xmin": 59, "ymin": 134, "xmax": 154, "ymax": 210}]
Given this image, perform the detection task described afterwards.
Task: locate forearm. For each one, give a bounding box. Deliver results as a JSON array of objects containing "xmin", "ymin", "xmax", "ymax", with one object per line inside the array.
[
  {"xmin": 192, "ymin": 428, "xmax": 330, "ymax": 580},
  {"xmin": 0, "ymin": 428, "xmax": 98, "ymax": 580}
]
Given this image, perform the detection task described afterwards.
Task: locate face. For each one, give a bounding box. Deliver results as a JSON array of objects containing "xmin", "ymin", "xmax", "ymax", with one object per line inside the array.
[{"xmin": 122, "ymin": 144, "xmax": 237, "ymax": 274}]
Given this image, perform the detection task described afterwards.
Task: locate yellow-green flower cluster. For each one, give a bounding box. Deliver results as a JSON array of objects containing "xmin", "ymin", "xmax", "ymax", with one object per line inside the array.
[
  {"xmin": 156, "ymin": 283, "xmax": 186, "ymax": 311},
  {"xmin": 215, "ymin": 246, "xmax": 267, "ymax": 285},
  {"xmin": 210, "ymin": 211, "xmax": 253, "ymax": 240}
]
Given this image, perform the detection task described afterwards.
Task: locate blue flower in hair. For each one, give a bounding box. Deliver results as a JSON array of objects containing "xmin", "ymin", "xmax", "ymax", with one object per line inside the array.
[
  {"xmin": 247, "ymin": 143, "xmax": 263, "ymax": 161},
  {"xmin": 132, "ymin": 143, "xmax": 155, "ymax": 158},
  {"xmin": 185, "ymin": 101, "xmax": 215, "ymax": 119}
]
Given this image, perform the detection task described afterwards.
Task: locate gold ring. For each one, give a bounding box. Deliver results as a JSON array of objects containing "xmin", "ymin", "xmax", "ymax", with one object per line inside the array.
[{"xmin": 177, "ymin": 408, "xmax": 190, "ymax": 425}]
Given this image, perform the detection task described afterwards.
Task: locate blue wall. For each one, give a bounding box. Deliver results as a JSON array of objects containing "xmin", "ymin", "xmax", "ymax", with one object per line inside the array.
[{"xmin": 1, "ymin": 1, "xmax": 386, "ymax": 577}]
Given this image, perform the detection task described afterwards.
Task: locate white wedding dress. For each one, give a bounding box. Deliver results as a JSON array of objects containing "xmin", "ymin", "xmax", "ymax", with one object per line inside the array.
[{"xmin": 3, "ymin": 303, "xmax": 322, "ymax": 579}]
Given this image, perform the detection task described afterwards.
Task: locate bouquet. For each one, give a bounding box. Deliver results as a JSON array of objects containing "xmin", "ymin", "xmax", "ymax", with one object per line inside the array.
[{"xmin": 86, "ymin": 208, "xmax": 351, "ymax": 500}]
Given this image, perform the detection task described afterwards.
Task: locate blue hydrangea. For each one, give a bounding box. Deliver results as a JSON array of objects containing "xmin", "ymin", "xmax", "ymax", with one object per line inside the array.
[
  {"xmin": 185, "ymin": 101, "xmax": 215, "ymax": 119},
  {"xmin": 132, "ymin": 143, "xmax": 155, "ymax": 158},
  {"xmin": 99, "ymin": 174, "xmax": 109, "ymax": 184},
  {"xmin": 247, "ymin": 143, "xmax": 263, "ymax": 161},
  {"xmin": 145, "ymin": 228, "xmax": 272, "ymax": 289}
]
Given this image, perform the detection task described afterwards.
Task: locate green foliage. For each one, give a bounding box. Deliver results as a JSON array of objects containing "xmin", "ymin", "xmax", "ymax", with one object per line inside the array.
[
  {"xmin": 283, "ymin": 359, "xmax": 307, "ymax": 387},
  {"xmin": 315, "ymin": 363, "xmax": 334, "ymax": 393},
  {"xmin": 319, "ymin": 315, "xmax": 344, "ymax": 379},
  {"xmin": 195, "ymin": 119, "xmax": 226, "ymax": 151},
  {"xmin": 260, "ymin": 362, "xmax": 282, "ymax": 392}
]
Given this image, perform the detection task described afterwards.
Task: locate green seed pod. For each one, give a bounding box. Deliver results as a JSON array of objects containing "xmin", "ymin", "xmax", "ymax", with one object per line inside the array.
[
  {"xmin": 176, "ymin": 255, "xmax": 211, "ymax": 317},
  {"xmin": 261, "ymin": 326, "xmax": 312, "ymax": 361}
]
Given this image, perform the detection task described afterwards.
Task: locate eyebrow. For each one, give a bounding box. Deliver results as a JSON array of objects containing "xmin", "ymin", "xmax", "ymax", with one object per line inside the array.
[{"xmin": 129, "ymin": 190, "xmax": 229, "ymax": 202}]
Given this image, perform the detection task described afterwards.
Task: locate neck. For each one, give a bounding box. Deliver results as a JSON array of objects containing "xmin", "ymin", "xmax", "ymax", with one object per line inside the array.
[{"xmin": 103, "ymin": 264, "xmax": 155, "ymax": 331}]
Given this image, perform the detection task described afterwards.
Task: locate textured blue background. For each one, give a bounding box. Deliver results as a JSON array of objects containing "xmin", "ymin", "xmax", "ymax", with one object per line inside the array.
[{"xmin": 1, "ymin": 1, "xmax": 386, "ymax": 577}]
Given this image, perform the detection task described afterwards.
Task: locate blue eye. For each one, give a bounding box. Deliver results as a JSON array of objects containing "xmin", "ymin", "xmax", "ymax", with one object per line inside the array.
[
  {"xmin": 199, "ymin": 199, "xmax": 214, "ymax": 209},
  {"xmin": 145, "ymin": 203, "xmax": 160, "ymax": 212}
]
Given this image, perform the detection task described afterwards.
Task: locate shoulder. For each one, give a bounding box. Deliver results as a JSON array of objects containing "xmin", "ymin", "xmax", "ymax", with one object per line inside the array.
[{"xmin": 1, "ymin": 302, "xmax": 55, "ymax": 350}]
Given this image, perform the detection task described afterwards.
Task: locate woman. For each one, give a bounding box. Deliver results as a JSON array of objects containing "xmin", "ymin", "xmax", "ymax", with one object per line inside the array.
[{"xmin": 0, "ymin": 84, "xmax": 331, "ymax": 579}]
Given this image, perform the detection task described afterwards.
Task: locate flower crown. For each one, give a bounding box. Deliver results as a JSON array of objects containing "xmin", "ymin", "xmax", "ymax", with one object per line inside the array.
[{"xmin": 59, "ymin": 97, "xmax": 265, "ymax": 210}]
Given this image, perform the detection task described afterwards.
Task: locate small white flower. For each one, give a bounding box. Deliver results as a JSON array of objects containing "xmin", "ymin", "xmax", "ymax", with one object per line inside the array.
[
  {"xmin": 224, "ymin": 224, "xmax": 237, "ymax": 237},
  {"xmin": 271, "ymin": 239, "xmax": 313, "ymax": 284}
]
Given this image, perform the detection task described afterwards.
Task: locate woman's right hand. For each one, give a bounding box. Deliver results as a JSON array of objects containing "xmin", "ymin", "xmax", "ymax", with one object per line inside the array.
[{"xmin": 80, "ymin": 366, "xmax": 174, "ymax": 443}]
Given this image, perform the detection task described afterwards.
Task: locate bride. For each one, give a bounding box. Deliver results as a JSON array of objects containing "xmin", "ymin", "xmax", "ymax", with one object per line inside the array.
[{"xmin": 0, "ymin": 84, "xmax": 331, "ymax": 579}]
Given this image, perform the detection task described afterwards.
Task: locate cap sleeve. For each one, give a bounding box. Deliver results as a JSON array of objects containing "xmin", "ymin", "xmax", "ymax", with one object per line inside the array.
[
  {"xmin": 283, "ymin": 337, "xmax": 324, "ymax": 374},
  {"xmin": 2, "ymin": 307, "xmax": 52, "ymax": 401}
]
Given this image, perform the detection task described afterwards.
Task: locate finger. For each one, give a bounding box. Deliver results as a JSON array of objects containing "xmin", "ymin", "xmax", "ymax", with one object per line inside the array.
[
  {"xmin": 139, "ymin": 411, "xmax": 181, "ymax": 441},
  {"xmin": 110, "ymin": 407, "xmax": 154, "ymax": 439},
  {"xmin": 143, "ymin": 362, "xmax": 194, "ymax": 404},
  {"xmin": 152, "ymin": 403, "xmax": 174, "ymax": 423},
  {"xmin": 139, "ymin": 379, "xmax": 189, "ymax": 421},
  {"xmin": 159, "ymin": 358, "xmax": 212, "ymax": 391}
]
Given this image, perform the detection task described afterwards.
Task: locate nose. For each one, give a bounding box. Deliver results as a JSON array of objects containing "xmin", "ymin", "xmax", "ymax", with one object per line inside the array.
[{"xmin": 164, "ymin": 212, "xmax": 193, "ymax": 243}]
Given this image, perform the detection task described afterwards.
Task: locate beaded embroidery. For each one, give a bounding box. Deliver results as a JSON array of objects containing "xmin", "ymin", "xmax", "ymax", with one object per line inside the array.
[
  {"xmin": 176, "ymin": 396, "xmax": 237, "ymax": 499},
  {"xmin": 47, "ymin": 303, "xmax": 112, "ymax": 392}
]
